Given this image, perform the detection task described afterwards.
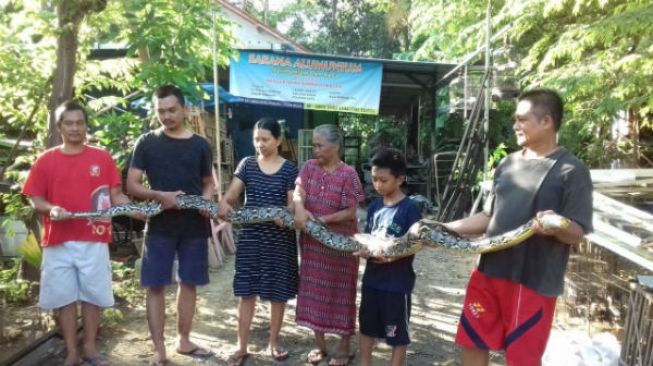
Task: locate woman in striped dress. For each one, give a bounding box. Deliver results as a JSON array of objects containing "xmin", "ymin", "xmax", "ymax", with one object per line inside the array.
[
  {"xmin": 294, "ymin": 124, "xmax": 365, "ymax": 366},
  {"xmin": 219, "ymin": 118, "xmax": 298, "ymax": 365}
]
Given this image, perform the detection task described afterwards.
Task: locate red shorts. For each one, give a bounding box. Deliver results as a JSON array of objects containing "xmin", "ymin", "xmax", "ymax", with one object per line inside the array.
[{"xmin": 455, "ymin": 269, "xmax": 557, "ymax": 366}]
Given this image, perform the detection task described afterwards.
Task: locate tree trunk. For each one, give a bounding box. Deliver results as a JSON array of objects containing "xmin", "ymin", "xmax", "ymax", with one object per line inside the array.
[
  {"xmin": 45, "ymin": 2, "xmax": 85, "ymax": 148},
  {"xmin": 45, "ymin": 0, "xmax": 107, "ymax": 148}
]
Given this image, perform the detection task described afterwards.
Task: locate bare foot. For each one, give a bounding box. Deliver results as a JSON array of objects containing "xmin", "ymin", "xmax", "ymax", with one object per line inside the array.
[
  {"xmin": 148, "ymin": 351, "xmax": 167, "ymax": 366},
  {"xmin": 147, "ymin": 354, "xmax": 168, "ymax": 366}
]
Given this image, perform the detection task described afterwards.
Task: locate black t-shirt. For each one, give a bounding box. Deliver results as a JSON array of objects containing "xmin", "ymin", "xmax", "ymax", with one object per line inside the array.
[
  {"xmin": 130, "ymin": 130, "xmax": 213, "ymax": 238},
  {"xmin": 362, "ymin": 196, "xmax": 422, "ymax": 293},
  {"xmin": 478, "ymin": 148, "xmax": 593, "ymax": 297}
]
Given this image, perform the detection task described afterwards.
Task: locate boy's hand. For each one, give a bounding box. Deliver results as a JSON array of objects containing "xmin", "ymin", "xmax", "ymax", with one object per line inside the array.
[
  {"xmin": 371, "ymin": 255, "xmax": 393, "ymax": 264},
  {"xmin": 353, "ymin": 246, "xmax": 371, "ymax": 259}
]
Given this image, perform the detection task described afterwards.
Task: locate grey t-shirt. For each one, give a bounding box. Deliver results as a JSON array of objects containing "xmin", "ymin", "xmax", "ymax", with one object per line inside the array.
[{"xmin": 478, "ymin": 147, "xmax": 593, "ymax": 297}]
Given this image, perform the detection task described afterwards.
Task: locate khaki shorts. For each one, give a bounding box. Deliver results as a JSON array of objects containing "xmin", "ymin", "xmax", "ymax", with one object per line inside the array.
[{"xmin": 39, "ymin": 241, "xmax": 114, "ymax": 310}]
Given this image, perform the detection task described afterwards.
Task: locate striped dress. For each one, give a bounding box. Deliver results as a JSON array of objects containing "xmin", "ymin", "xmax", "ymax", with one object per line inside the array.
[
  {"xmin": 232, "ymin": 156, "xmax": 299, "ymax": 302},
  {"xmin": 295, "ymin": 159, "xmax": 364, "ymax": 335}
]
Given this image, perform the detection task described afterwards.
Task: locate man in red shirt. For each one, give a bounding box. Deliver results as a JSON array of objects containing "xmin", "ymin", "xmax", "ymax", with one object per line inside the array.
[{"xmin": 22, "ymin": 101, "xmax": 132, "ymax": 366}]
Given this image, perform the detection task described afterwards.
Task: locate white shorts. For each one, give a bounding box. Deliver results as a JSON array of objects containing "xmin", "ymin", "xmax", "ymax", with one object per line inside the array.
[{"xmin": 39, "ymin": 241, "xmax": 114, "ymax": 310}]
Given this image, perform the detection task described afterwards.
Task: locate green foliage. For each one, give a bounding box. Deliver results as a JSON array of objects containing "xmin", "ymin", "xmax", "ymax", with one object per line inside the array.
[
  {"xmin": 0, "ymin": 0, "xmax": 234, "ymax": 228},
  {"xmin": 102, "ymin": 307, "xmax": 124, "ymax": 328},
  {"xmin": 264, "ymin": 0, "xmax": 405, "ymax": 58},
  {"xmin": 18, "ymin": 231, "xmax": 42, "ymax": 270},
  {"xmin": 92, "ymin": 112, "xmax": 146, "ymax": 170},
  {"xmin": 340, "ymin": 114, "xmax": 407, "ymax": 159},
  {"xmin": 488, "ymin": 143, "xmax": 508, "ymax": 171},
  {"xmin": 0, "ymin": 2, "xmax": 54, "ymax": 141},
  {"xmin": 410, "ymin": 0, "xmax": 653, "ymax": 167},
  {"xmin": 0, "ymin": 258, "xmax": 35, "ymax": 305},
  {"xmin": 111, "ymin": 261, "xmax": 142, "ymax": 304}
]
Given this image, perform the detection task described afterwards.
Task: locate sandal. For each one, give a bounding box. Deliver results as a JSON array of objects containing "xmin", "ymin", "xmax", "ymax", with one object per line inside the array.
[
  {"xmin": 307, "ymin": 349, "xmax": 327, "ymax": 365},
  {"xmin": 227, "ymin": 352, "xmax": 249, "ymax": 366},
  {"xmin": 82, "ymin": 354, "xmax": 111, "ymax": 366},
  {"xmin": 175, "ymin": 346, "xmax": 214, "ymax": 359},
  {"xmin": 269, "ymin": 347, "xmax": 289, "ymax": 361}
]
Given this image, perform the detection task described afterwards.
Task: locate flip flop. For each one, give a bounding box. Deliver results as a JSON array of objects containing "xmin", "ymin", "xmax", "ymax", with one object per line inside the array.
[
  {"xmin": 327, "ymin": 354, "xmax": 355, "ymax": 366},
  {"xmin": 175, "ymin": 346, "xmax": 215, "ymax": 359},
  {"xmin": 82, "ymin": 355, "xmax": 111, "ymax": 366},
  {"xmin": 269, "ymin": 346, "xmax": 289, "ymax": 361},
  {"xmin": 227, "ymin": 352, "xmax": 249, "ymax": 366},
  {"xmin": 307, "ymin": 349, "xmax": 327, "ymax": 365}
]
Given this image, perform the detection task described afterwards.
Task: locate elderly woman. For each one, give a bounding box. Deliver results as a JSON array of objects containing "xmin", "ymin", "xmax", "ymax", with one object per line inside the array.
[{"xmin": 294, "ymin": 124, "xmax": 364, "ymax": 366}]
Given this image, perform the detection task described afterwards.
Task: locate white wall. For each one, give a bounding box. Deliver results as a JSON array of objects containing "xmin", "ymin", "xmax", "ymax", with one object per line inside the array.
[{"xmin": 220, "ymin": 5, "xmax": 301, "ymax": 51}]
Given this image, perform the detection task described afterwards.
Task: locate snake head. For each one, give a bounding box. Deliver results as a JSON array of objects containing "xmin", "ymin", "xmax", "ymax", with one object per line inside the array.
[
  {"xmin": 538, "ymin": 214, "xmax": 571, "ymax": 231},
  {"xmin": 353, "ymin": 233, "xmax": 395, "ymax": 256}
]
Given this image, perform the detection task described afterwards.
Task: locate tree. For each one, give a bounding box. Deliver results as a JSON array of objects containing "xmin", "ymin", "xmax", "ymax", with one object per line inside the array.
[
  {"xmin": 410, "ymin": 0, "xmax": 653, "ymax": 167},
  {"xmin": 46, "ymin": 0, "xmax": 108, "ymax": 148},
  {"xmin": 0, "ymin": 0, "xmax": 233, "ymax": 227}
]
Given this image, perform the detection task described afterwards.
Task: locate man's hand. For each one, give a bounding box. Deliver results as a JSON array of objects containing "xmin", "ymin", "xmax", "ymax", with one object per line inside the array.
[
  {"xmin": 531, "ymin": 210, "xmax": 564, "ymax": 236},
  {"xmin": 198, "ymin": 207, "xmax": 212, "ymax": 219},
  {"xmin": 155, "ymin": 190, "xmax": 184, "ymax": 210},
  {"xmin": 49, "ymin": 206, "xmax": 71, "ymax": 221}
]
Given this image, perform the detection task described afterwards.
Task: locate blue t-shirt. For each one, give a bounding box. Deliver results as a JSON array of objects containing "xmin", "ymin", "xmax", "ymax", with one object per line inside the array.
[{"xmin": 362, "ymin": 196, "xmax": 422, "ymax": 293}]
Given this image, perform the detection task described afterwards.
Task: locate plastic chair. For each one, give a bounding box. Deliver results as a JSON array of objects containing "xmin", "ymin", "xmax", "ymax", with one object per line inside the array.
[{"xmin": 209, "ymin": 168, "xmax": 236, "ymax": 267}]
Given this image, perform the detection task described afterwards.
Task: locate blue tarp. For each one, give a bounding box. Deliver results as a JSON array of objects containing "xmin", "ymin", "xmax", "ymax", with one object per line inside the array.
[{"xmin": 198, "ymin": 84, "xmax": 242, "ymax": 110}]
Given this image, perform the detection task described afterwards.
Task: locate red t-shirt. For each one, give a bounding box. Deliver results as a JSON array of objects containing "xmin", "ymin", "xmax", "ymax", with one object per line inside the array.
[{"xmin": 22, "ymin": 145, "xmax": 122, "ymax": 247}]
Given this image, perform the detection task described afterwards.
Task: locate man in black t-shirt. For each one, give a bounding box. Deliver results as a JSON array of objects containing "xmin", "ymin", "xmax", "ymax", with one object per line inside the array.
[
  {"xmin": 445, "ymin": 89, "xmax": 593, "ymax": 366},
  {"xmin": 127, "ymin": 85, "xmax": 215, "ymax": 365}
]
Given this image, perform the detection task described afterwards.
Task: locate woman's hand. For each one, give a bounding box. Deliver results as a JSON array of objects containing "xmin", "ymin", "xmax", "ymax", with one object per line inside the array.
[
  {"xmin": 218, "ymin": 200, "xmax": 234, "ymax": 221},
  {"xmin": 294, "ymin": 206, "xmax": 315, "ymax": 231}
]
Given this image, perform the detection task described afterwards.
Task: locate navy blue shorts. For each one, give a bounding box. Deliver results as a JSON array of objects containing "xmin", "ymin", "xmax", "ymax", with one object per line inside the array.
[
  {"xmin": 140, "ymin": 234, "xmax": 209, "ymax": 288},
  {"xmin": 359, "ymin": 286, "xmax": 412, "ymax": 346}
]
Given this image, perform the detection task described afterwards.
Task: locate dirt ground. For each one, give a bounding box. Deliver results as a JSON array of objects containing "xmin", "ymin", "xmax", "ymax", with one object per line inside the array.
[{"xmin": 81, "ymin": 246, "xmax": 503, "ymax": 366}]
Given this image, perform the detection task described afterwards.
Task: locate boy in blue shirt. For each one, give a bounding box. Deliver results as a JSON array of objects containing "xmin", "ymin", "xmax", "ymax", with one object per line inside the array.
[{"xmin": 355, "ymin": 148, "xmax": 422, "ymax": 366}]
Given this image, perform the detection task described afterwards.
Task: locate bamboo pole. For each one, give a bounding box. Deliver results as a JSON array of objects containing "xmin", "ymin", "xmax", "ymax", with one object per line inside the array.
[{"xmin": 212, "ymin": 10, "xmax": 223, "ymax": 200}]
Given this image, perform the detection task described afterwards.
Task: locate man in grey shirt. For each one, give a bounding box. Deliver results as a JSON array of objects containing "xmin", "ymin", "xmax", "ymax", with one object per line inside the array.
[{"xmin": 445, "ymin": 89, "xmax": 593, "ymax": 366}]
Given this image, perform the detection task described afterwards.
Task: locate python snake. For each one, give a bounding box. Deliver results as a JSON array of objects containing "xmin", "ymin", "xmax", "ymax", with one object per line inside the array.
[{"xmin": 71, "ymin": 194, "xmax": 570, "ymax": 258}]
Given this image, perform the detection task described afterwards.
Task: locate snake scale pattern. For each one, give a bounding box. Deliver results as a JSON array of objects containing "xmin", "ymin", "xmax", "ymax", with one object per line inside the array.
[{"xmin": 71, "ymin": 195, "xmax": 570, "ymax": 258}]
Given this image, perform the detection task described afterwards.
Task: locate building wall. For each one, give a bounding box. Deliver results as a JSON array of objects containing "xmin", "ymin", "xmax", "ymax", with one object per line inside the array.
[{"xmin": 219, "ymin": 5, "xmax": 302, "ymax": 51}]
